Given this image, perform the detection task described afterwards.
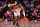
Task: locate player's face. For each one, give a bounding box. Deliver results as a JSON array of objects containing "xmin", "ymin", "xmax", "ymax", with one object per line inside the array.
[{"xmin": 18, "ymin": 4, "xmax": 21, "ymax": 7}]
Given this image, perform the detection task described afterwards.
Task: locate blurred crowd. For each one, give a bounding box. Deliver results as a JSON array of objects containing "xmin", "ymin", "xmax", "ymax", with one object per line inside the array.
[{"xmin": 0, "ymin": 0, "xmax": 40, "ymax": 21}]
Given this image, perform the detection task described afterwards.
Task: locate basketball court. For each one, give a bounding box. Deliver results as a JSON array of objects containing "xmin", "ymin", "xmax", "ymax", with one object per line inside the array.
[{"xmin": 0, "ymin": 21, "xmax": 40, "ymax": 27}]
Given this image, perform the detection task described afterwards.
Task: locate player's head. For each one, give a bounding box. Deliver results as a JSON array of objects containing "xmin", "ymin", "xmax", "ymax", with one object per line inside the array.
[{"xmin": 18, "ymin": 3, "xmax": 22, "ymax": 7}]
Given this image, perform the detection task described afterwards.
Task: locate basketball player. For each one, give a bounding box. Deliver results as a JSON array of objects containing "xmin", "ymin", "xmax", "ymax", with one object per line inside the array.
[
  {"xmin": 13, "ymin": 3, "xmax": 25, "ymax": 26},
  {"xmin": 0, "ymin": 1, "xmax": 17, "ymax": 23}
]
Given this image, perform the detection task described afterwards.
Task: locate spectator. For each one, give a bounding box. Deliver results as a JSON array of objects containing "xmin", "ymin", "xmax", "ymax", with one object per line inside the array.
[
  {"xmin": 32, "ymin": 9, "xmax": 37, "ymax": 21},
  {"xmin": 0, "ymin": 1, "xmax": 3, "ymax": 7}
]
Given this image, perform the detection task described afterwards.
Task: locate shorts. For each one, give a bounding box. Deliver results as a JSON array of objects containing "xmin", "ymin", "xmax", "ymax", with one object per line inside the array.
[{"xmin": 14, "ymin": 12, "xmax": 20, "ymax": 16}]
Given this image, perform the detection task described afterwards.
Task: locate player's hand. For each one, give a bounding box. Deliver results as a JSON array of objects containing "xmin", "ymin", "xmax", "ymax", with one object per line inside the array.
[{"xmin": 14, "ymin": 1, "xmax": 17, "ymax": 5}]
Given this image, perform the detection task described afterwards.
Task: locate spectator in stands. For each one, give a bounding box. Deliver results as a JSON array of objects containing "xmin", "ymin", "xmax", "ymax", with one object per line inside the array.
[
  {"xmin": 32, "ymin": 9, "xmax": 37, "ymax": 21},
  {"xmin": 0, "ymin": 1, "xmax": 3, "ymax": 7}
]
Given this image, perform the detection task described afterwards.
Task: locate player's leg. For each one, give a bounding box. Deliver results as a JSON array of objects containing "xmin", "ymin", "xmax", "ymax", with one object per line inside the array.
[
  {"xmin": 16, "ymin": 12, "xmax": 20, "ymax": 26},
  {"xmin": 13, "ymin": 16, "xmax": 17, "ymax": 25},
  {"xmin": 16, "ymin": 15, "xmax": 20, "ymax": 26},
  {"xmin": 13, "ymin": 12, "xmax": 17, "ymax": 25}
]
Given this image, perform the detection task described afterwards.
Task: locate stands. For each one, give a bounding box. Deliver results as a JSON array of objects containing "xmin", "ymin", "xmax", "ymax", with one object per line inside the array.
[{"xmin": 0, "ymin": 0, "xmax": 40, "ymax": 21}]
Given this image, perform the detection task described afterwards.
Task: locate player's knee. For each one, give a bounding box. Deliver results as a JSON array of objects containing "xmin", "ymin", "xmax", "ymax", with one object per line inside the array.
[{"xmin": 17, "ymin": 17, "xmax": 20, "ymax": 20}]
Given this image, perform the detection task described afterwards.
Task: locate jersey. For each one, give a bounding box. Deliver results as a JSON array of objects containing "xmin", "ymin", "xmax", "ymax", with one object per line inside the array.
[
  {"xmin": 0, "ymin": 4, "xmax": 10, "ymax": 18},
  {"xmin": 14, "ymin": 5, "xmax": 22, "ymax": 16}
]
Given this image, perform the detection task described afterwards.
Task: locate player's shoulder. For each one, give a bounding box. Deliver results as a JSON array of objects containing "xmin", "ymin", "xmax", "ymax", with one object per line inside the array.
[{"xmin": 14, "ymin": 5, "xmax": 18, "ymax": 9}]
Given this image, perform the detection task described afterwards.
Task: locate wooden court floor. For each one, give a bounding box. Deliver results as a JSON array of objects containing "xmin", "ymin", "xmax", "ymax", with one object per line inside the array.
[{"xmin": 0, "ymin": 21, "xmax": 40, "ymax": 27}]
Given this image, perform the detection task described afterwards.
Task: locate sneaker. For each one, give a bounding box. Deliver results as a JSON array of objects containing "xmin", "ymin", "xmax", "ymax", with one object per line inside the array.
[
  {"xmin": 13, "ymin": 21, "xmax": 16, "ymax": 25},
  {"xmin": 16, "ymin": 23, "xmax": 20, "ymax": 26}
]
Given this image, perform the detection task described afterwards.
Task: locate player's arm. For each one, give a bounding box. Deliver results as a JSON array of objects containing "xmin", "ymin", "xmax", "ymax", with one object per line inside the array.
[
  {"xmin": 21, "ymin": 7, "xmax": 25, "ymax": 16},
  {"xmin": 8, "ymin": 1, "xmax": 17, "ymax": 7},
  {"xmin": 22, "ymin": 7, "xmax": 24, "ymax": 12},
  {"xmin": 12, "ymin": 6, "xmax": 18, "ymax": 12}
]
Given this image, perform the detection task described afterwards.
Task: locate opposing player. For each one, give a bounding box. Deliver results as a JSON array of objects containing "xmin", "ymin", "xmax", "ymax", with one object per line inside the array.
[
  {"xmin": 13, "ymin": 3, "xmax": 25, "ymax": 26},
  {"xmin": 0, "ymin": 1, "xmax": 17, "ymax": 23}
]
